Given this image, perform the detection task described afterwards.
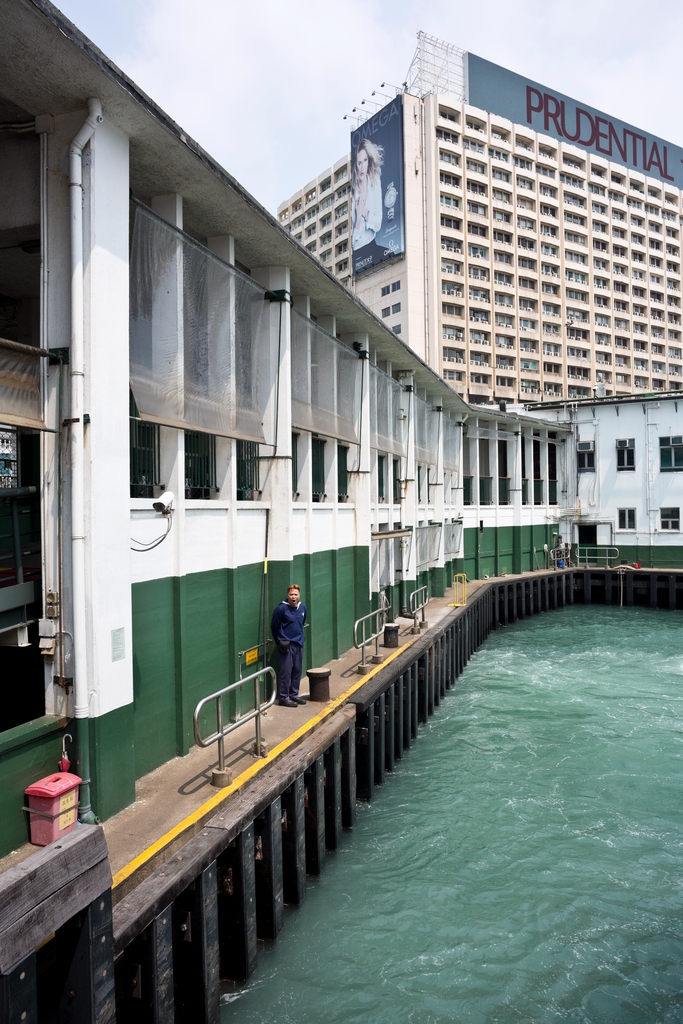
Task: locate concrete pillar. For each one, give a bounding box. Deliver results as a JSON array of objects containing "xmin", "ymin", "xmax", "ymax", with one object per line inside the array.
[
  {"xmin": 432, "ymin": 405, "xmax": 446, "ymax": 593},
  {"xmin": 151, "ymin": 194, "xmax": 186, "ymax": 581},
  {"xmin": 252, "ymin": 267, "xmax": 293, "ymax": 569},
  {"xmin": 341, "ymin": 332, "xmax": 371, "ymax": 598},
  {"xmin": 80, "ymin": 116, "xmax": 134, "ymax": 810}
]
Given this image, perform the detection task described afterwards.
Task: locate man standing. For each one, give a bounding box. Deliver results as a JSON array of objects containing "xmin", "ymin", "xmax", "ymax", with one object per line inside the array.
[{"xmin": 271, "ymin": 584, "xmax": 307, "ymax": 708}]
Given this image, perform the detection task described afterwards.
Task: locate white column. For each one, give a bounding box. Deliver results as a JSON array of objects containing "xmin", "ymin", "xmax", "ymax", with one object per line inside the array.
[
  {"xmin": 81, "ymin": 118, "xmax": 132, "ymax": 719},
  {"xmin": 341, "ymin": 332, "xmax": 371, "ymax": 594},
  {"xmin": 252, "ymin": 267, "xmax": 293, "ymax": 565},
  {"xmin": 151, "ymin": 195, "xmax": 185, "ymax": 580},
  {"xmin": 433, "ymin": 404, "xmax": 445, "ymax": 572},
  {"xmin": 402, "ymin": 378, "xmax": 417, "ymax": 586}
]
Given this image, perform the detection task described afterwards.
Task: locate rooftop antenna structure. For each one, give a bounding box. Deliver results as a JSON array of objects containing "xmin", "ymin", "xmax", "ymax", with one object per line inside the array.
[{"xmin": 404, "ymin": 31, "xmax": 467, "ymax": 100}]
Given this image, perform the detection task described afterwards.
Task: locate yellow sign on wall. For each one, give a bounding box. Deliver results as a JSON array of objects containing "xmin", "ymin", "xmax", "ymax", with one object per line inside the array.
[{"xmin": 245, "ymin": 647, "xmax": 259, "ymax": 667}]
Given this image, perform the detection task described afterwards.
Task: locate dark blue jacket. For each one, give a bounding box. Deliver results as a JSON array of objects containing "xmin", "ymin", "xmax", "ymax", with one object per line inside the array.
[{"xmin": 271, "ymin": 600, "xmax": 307, "ymax": 646}]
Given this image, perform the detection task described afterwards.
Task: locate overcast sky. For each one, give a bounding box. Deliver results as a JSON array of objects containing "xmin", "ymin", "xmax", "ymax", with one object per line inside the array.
[{"xmin": 56, "ymin": 0, "xmax": 683, "ymax": 215}]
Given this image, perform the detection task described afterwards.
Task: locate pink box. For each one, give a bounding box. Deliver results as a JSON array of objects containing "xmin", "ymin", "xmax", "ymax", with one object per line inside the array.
[{"xmin": 25, "ymin": 772, "xmax": 81, "ymax": 846}]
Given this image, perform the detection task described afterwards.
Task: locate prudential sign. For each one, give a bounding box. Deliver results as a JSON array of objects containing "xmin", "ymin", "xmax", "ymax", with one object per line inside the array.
[
  {"xmin": 350, "ymin": 95, "xmax": 406, "ymax": 277},
  {"xmin": 466, "ymin": 53, "xmax": 683, "ymax": 189}
]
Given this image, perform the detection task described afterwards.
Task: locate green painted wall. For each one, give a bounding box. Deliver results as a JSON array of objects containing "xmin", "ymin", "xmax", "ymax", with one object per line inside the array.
[
  {"xmin": 89, "ymin": 704, "xmax": 136, "ymax": 822},
  {"xmin": 609, "ymin": 544, "xmax": 683, "ymax": 569},
  {"xmin": 0, "ymin": 717, "xmax": 68, "ymax": 858},
  {"xmin": 128, "ymin": 545, "xmax": 372, "ymax": 793},
  {"xmin": 454, "ymin": 524, "xmax": 560, "ymax": 580}
]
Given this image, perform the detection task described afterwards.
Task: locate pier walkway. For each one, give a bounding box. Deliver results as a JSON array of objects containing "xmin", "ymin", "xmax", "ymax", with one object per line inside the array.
[{"xmin": 0, "ymin": 578, "xmax": 485, "ymax": 886}]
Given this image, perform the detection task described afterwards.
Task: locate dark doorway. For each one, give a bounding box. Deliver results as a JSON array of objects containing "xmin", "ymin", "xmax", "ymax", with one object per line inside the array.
[{"xmin": 578, "ymin": 524, "xmax": 597, "ymax": 545}]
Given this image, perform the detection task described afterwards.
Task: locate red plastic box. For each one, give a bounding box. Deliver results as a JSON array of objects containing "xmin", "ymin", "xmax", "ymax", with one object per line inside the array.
[{"xmin": 25, "ymin": 773, "xmax": 81, "ymax": 846}]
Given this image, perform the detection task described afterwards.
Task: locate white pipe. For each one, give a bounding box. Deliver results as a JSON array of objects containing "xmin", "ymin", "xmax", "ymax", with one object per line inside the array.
[{"xmin": 70, "ymin": 98, "xmax": 101, "ymax": 820}]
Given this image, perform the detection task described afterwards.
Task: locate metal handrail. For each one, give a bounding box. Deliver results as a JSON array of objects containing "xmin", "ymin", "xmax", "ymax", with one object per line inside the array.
[
  {"xmin": 549, "ymin": 543, "xmax": 572, "ymax": 568},
  {"xmin": 575, "ymin": 545, "xmax": 620, "ymax": 568},
  {"xmin": 193, "ymin": 667, "xmax": 277, "ymax": 785},
  {"xmin": 353, "ymin": 593, "xmax": 389, "ymax": 673},
  {"xmin": 408, "ymin": 585, "xmax": 429, "ymax": 632}
]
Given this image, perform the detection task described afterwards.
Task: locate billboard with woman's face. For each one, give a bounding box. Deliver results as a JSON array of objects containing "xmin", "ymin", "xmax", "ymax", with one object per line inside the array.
[{"xmin": 351, "ymin": 95, "xmax": 405, "ymax": 276}]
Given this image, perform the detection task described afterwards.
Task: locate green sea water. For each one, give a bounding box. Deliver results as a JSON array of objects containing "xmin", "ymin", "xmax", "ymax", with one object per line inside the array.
[{"xmin": 223, "ymin": 606, "xmax": 683, "ymax": 1023}]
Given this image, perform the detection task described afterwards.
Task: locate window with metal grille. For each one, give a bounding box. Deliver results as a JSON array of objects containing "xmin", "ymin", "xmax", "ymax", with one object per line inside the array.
[
  {"xmin": 129, "ymin": 392, "xmax": 160, "ymax": 498},
  {"xmin": 337, "ymin": 444, "xmax": 348, "ymax": 499},
  {"xmin": 660, "ymin": 436, "xmax": 683, "ymax": 471},
  {"xmin": 292, "ymin": 433, "xmax": 299, "ymax": 495},
  {"xmin": 236, "ymin": 440, "xmax": 259, "ymax": 500},
  {"xmin": 312, "ymin": 438, "xmax": 326, "ymax": 500},
  {"xmin": 185, "ymin": 430, "xmax": 217, "ymax": 499},
  {"xmin": 377, "ymin": 456, "xmax": 385, "ymax": 501},
  {"xmin": 661, "ymin": 507, "xmax": 680, "ymax": 530},
  {"xmin": 618, "ymin": 508, "xmax": 636, "ymax": 530}
]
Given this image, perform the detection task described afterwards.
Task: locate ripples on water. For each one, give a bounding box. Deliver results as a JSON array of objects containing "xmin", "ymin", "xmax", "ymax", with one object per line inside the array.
[{"xmin": 224, "ymin": 607, "xmax": 683, "ymax": 1023}]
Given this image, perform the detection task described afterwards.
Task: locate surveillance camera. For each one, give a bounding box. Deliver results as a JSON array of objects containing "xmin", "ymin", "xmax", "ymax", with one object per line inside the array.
[{"xmin": 152, "ymin": 491, "xmax": 175, "ymax": 515}]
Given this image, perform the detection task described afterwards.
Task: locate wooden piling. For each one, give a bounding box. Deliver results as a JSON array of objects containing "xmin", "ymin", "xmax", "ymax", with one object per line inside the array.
[
  {"xmin": 340, "ymin": 725, "xmax": 357, "ymax": 828},
  {"xmin": 304, "ymin": 756, "xmax": 325, "ymax": 875},
  {"xmin": 254, "ymin": 798, "xmax": 284, "ymax": 941},
  {"xmin": 217, "ymin": 829, "xmax": 256, "ymax": 983},
  {"xmin": 385, "ymin": 683, "xmax": 396, "ymax": 773},
  {"xmin": 173, "ymin": 864, "xmax": 220, "ymax": 1023},
  {"xmin": 115, "ymin": 906, "xmax": 174, "ymax": 1023},
  {"xmin": 324, "ymin": 739, "xmax": 343, "ymax": 850}
]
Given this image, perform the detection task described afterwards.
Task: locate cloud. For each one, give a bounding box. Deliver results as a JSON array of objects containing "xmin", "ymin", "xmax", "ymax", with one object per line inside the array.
[{"xmin": 56, "ymin": 0, "xmax": 683, "ymax": 214}]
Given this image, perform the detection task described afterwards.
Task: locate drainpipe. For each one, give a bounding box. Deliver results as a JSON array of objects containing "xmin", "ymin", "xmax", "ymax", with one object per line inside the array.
[{"xmin": 70, "ymin": 98, "xmax": 102, "ymax": 824}]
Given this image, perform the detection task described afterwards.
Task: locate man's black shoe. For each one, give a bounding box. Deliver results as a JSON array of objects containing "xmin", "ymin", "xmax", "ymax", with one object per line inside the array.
[
  {"xmin": 293, "ymin": 696, "xmax": 307, "ymax": 705},
  {"xmin": 279, "ymin": 699, "xmax": 298, "ymax": 708}
]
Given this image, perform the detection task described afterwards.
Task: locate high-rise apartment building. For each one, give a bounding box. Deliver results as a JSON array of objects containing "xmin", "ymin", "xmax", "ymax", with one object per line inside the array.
[{"xmin": 277, "ymin": 33, "xmax": 683, "ymax": 405}]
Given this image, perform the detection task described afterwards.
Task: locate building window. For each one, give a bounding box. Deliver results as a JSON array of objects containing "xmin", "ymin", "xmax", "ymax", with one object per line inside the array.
[
  {"xmin": 381, "ymin": 285, "xmax": 390, "ymax": 296},
  {"xmin": 129, "ymin": 392, "xmax": 160, "ymax": 498},
  {"xmin": 185, "ymin": 430, "xmax": 217, "ymax": 499},
  {"xmin": 577, "ymin": 449, "xmax": 595, "ymax": 472},
  {"xmin": 393, "ymin": 458, "xmax": 400, "ymax": 502},
  {"xmin": 312, "ymin": 437, "xmax": 326, "ymax": 500},
  {"xmin": 338, "ymin": 444, "xmax": 348, "ymax": 500},
  {"xmin": 393, "ymin": 325, "xmax": 401, "ymax": 334},
  {"xmin": 236, "ymin": 439, "xmax": 259, "ymax": 500},
  {"xmin": 618, "ymin": 508, "xmax": 636, "ymax": 530},
  {"xmin": 377, "ymin": 455, "xmax": 385, "ymax": 501},
  {"xmin": 616, "ymin": 439, "xmax": 635, "ymax": 471},
  {"xmin": 660, "ymin": 435, "xmax": 683, "ymax": 471},
  {"xmin": 392, "ymin": 281, "xmax": 401, "ymax": 292},
  {"xmin": 381, "ymin": 307, "xmax": 390, "ymax": 317},
  {"xmin": 392, "ymin": 302, "xmax": 401, "ymax": 314},
  {"xmin": 661, "ymin": 507, "xmax": 680, "ymax": 530}
]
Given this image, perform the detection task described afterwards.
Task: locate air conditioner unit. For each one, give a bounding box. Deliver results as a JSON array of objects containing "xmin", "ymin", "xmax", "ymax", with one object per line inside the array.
[
  {"xmin": 672, "ymin": 435, "xmax": 683, "ymax": 445},
  {"xmin": 616, "ymin": 438, "xmax": 634, "ymax": 449},
  {"xmin": 577, "ymin": 441, "xmax": 595, "ymax": 452}
]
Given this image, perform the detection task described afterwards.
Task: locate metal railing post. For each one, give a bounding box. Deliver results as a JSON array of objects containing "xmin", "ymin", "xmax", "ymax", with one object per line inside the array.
[
  {"xmin": 193, "ymin": 667, "xmax": 277, "ymax": 788},
  {"xmin": 353, "ymin": 601, "xmax": 388, "ymax": 675}
]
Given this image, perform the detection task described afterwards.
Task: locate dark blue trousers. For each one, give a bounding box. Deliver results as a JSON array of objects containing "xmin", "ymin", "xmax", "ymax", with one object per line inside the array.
[{"xmin": 278, "ymin": 643, "xmax": 303, "ymax": 701}]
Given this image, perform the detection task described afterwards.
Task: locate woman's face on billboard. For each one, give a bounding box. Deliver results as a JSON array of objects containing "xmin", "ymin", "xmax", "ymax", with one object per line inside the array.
[{"xmin": 355, "ymin": 146, "xmax": 368, "ymax": 181}]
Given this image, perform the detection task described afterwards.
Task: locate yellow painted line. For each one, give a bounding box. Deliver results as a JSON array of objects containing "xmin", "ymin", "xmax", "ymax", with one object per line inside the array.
[{"xmin": 112, "ymin": 635, "xmax": 420, "ymax": 889}]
